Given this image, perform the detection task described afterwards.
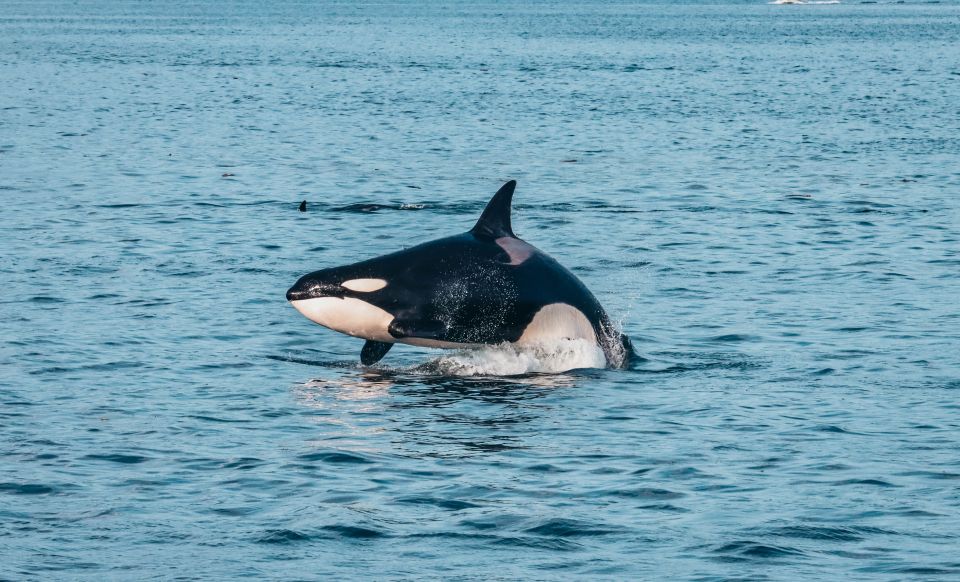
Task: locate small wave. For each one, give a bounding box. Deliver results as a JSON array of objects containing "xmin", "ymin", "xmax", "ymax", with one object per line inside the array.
[
  {"xmin": 397, "ymin": 496, "xmax": 480, "ymax": 510},
  {"xmin": 639, "ymin": 503, "xmax": 690, "ymax": 513},
  {"xmin": 598, "ymin": 487, "xmax": 686, "ymax": 500},
  {"xmin": 415, "ymin": 339, "xmax": 607, "ymax": 376},
  {"xmin": 331, "ymin": 202, "xmax": 426, "ymax": 213},
  {"xmin": 524, "ymin": 518, "xmax": 621, "ymax": 537},
  {"xmin": 0, "ymin": 482, "xmax": 60, "ymax": 495},
  {"xmin": 322, "ymin": 524, "xmax": 388, "ymax": 539},
  {"xmin": 28, "ymin": 296, "xmax": 62, "ymax": 304},
  {"xmin": 767, "ymin": 524, "xmax": 866, "ymax": 542},
  {"xmin": 704, "ymin": 333, "xmax": 760, "ymax": 343},
  {"xmin": 833, "ymin": 478, "xmax": 899, "ymax": 487},
  {"xmin": 712, "ymin": 540, "xmax": 805, "ymax": 559},
  {"xmin": 491, "ymin": 535, "xmax": 582, "ymax": 551},
  {"xmin": 82, "ymin": 453, "xmax": 149, "ymax": 464},
  {"xmin": 257, "ymin": 529, "xmax": 311, "ymax": 544},
  {"xmin": 297, "ymin": 450, "xmax": 373, "ymax": 464}
]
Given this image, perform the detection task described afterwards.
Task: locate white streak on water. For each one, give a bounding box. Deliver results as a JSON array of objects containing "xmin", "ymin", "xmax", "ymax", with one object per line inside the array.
[{"xmin": 421, "ymin": 339, "xmax": 607, "ymax": 376}]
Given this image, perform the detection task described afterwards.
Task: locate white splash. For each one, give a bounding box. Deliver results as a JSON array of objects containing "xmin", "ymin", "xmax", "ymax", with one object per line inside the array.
[{"xmin": 422, "ymin": 339, "xmax": 607, "ymax": 376}]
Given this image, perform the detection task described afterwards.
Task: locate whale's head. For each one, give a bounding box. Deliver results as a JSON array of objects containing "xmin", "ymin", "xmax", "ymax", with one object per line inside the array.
[
  {"xmin": 286, "ymin": 267, "xmax": 388, "ymax": 301},
  {"xmin": 286, "ymin": 266, "xmax": 395, "ymax": 342}
]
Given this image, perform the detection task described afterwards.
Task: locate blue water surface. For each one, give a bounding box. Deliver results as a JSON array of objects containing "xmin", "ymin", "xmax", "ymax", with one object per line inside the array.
[{"xmin": 2, "ymin": 0, "xmax": 960, "ymax": 579}]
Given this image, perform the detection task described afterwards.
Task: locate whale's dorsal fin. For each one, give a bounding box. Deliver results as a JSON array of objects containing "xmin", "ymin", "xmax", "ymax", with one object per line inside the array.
[{"xmin": 471, "ymin": 180, "xmax": 516, "ymax": 239}]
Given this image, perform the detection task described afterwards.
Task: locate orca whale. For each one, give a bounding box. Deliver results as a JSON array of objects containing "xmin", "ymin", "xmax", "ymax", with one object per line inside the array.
[{"xmin": 286, "ymin": 180, "xmax": 634, "ymax": 368}]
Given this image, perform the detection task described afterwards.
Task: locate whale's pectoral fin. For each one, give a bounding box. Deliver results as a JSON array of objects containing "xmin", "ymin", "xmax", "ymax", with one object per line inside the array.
[
  {"xmin": 388, "ymin": 318, "xmax": 449, "ymax": 340},
  {"xmin": 360, "ymin": 340, "xmax": 393, "ymax": 365}
]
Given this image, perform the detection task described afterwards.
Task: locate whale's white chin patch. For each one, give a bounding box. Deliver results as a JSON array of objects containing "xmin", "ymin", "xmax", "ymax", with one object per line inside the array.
[
  {"xmin": 518, "ymin": 303, "xmax": 597, "ymax": 345},
  {"xmin": 290, "ymin": 297, "xmax": 394, "ymax": 342}
]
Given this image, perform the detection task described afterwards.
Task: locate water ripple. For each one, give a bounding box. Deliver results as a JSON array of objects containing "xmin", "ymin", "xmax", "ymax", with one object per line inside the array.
[{"xmin": 2, "ymin": 0, "xmax": 959, "ymax": 579}]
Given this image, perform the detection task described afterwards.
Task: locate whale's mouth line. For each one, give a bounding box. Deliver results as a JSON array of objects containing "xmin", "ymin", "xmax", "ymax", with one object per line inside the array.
[
  {"xmin": 286, "ymin": 290, "xmax": 344, "ymax": 302},
  {"xmin": 288, "ymin": 295, "xmax": 342, "ymax": 304},
  {"xmin": 286, "ymin": 280, "xmax": 347, "ymax": 302}
]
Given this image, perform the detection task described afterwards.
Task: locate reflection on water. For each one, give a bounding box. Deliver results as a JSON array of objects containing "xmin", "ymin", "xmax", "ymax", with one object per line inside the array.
[
  {"xmin": 301, "ymin": 373, "xmax": 394, "ymax": 402},
  {"xmin": 293, "ymin": 366, "xmax": 583, "ymax": 458}
]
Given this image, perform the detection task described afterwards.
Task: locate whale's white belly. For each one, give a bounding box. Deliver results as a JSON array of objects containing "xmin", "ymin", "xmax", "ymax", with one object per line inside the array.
[{"xmin": 290, "ymin": 299, "xmax": 598, "ymax": 350}]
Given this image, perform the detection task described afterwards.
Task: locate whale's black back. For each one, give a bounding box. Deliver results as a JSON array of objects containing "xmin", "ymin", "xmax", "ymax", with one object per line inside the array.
[{"xmin": 342, "ymin": 232, "xmax": 609, "ymax": 346}]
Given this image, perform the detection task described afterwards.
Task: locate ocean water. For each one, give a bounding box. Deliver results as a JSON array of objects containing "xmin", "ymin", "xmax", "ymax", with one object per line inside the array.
[{"xmin": 2, "ymin": 0, "xmax": 960, "ymax": 578}]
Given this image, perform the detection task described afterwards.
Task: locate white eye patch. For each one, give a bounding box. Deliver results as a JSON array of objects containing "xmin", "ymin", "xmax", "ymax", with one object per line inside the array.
[{"xmin": 341, "ymin": 278, "xmax": 387, "ymax": 292}]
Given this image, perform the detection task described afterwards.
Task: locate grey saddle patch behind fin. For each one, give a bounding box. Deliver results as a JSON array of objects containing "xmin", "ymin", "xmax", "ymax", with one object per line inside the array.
[
  {"xmin": 360, "ymin": 340, "xmax": 393, "ymax": 365},
  {"xmin": 471, "ymin": 180, "xmax": 516, "ymax": 239}
]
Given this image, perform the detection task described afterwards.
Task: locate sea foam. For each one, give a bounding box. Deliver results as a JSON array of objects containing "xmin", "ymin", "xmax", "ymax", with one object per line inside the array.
[{"xmin": 417, "ymin": 339, "xmax": 607, "ymax": 376}]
